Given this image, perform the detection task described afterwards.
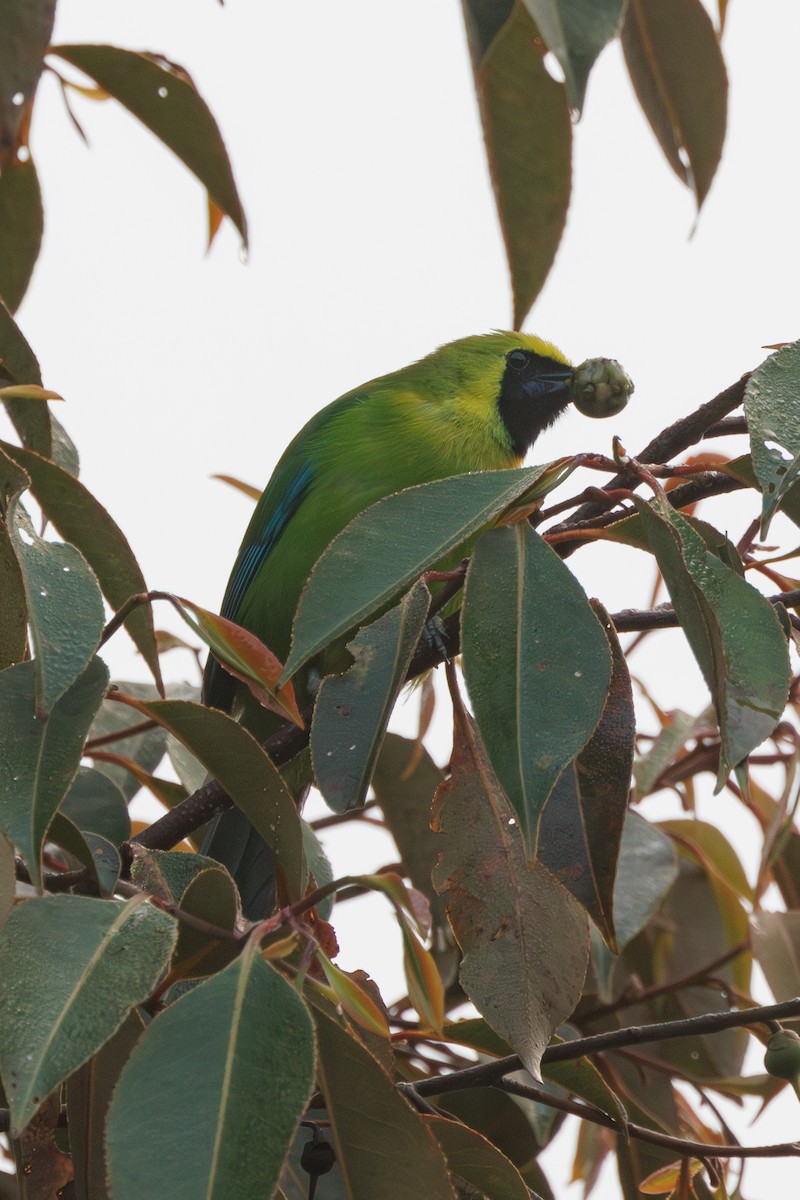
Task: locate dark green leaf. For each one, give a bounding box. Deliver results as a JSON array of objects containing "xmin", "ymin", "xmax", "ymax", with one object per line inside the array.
[
  {"xmin": 467, "ymin": 3, "xmax": 571, "ymax": 326},
  {"xmin": 129, "ymin": 845, "xmax": 225, "ymax": 903},
  {"xmin": 632, "ymin": 494, "xmax": 790, "ymax": 783},
  {"xmin": 590, "ymin": 813, "xmax": 678, "ymax": 1001},
  {"xmin": 622, "ymin": 0, "xmax": 727, "ymax": 208},
  {"xmin": 436, "ymin": 1087, "xmax": 551, "ymax": 1177},
  {"xmin": 311, "ymin": 582, "xmax": 429, "ymax": 813},
  {"xmin": 52, "ymin": 45, "xmax": 248, "ymax": 248},
  {"xmin": 1, "ymin": 440, "xmax": 162, "ymax": 688},
  {"xmin": 633, "ymin": 709, "xmax": 695, "ymax": 798},
  {"xmin": 171, "ymin": 866, "xmax": 239, "ymax": 980},
  {"xmin": 462, "ymin": 523, "xmax": 610, "ymax": 854},
  {"xmin": 372, "ymin": 733, "xmax": 451, "ymax": 960},
  {"xmin": 0, "ymin": 657, "xmax": 108, "ymax": 885},
  {"xmin": 621, "ymin": 848, "xmax": 749, "ymax": 1080},
  {"xmin": 66, "ymin": 1012, "xmax": 144, "ymax": 1200},
  {"xmin": 11, "ymin": 504, "xmax": 105, "ymax": 712},
  {"xmin": 544, "ymin": 1048, "xmax": 628, "ymax": 1126},
  {"xmin": 0, "ymin": 445, "xmax": 28, "ymax": 671},
  {"xmin": 89, "ymin": 683, "xmax": 167, "ymax": 801},
  {"xmin": 0, "ymin": 893, "xmax": 176, "ymax": 1133},
  {"xmin": 106, "ymin": 945, "xmax": 314, "ymax": 1200},
  {"xmin": 0, "ymin": 155, "xmax": 42, "ymax": 311},
  {"xmin": 424, "ymin": 1114, "xmax": 530, "ymax": 1200},
  {"xmin": 0, "ymin": 300, "xmax": 40, "ymax": 385},
  {"xmin": 743, "ymin": 342, "xmax": 800, "ymax": 534},
  {"xmin": 522, "ymin": 0, "xmax": 625, "ymax": 111},
  {"xmin": 538, "ymin": 604, "xmax": 634, "ymax": 946},
  {"xmin": 0, "ymin": 0, "xmax": 55, "ymax": 153},
  {"xmin": 313, "ymin": 1005, "xmax": 454, "ymax": 1199},
  {"xmin": 47, "ymin": 812, "xmax": 121, "ymax": 895},
  {"xmin": 282, "ymin": 462, "xmax": 572, "ymax": 684},
  {"xmin": 0, "ymin": 831, "xmax": 13, "ymax": 933},
  {"xmin": 301, "ymin": 820, "xmax": 334, "ymax": 920},
  {"xmin": 432, "ymin": 706, "xmax": 587, "ymax": 1078},
  {"xmin": 128, "ymin": 698, "xmax": 305, "ymax": 899},
  {"xmin": 61, "ymin": 765, "xmax": 131, "ymax": 846},
  {"xmin": 461, "ymin": 0, "xmax": 515, "ymax": 62}
]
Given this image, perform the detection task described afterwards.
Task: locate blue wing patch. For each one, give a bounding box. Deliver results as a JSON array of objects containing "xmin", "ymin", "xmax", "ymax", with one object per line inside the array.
[
  {"xmin": 202, "ymin": 459, "xmax": 315, "ymax": 710},
  {"xmin": 222, "ymin": 458, "xmax": 316, "ymax": 621}
]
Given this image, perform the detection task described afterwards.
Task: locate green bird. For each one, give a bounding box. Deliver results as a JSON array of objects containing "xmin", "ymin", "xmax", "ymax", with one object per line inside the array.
[{"xmin": 202, "ymin": 331, "xmax": 632, "ymax": 916}]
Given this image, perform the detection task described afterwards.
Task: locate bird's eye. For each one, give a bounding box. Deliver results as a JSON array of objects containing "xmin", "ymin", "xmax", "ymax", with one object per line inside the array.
[{"xmin": 507, "ymin": 349, "xmax": 528, "ymax": 369}]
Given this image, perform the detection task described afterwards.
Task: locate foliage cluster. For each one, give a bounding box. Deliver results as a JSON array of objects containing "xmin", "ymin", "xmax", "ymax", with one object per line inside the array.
[{"xmin": 2, "ymin": 3, "xmax": 800, "ymax": 1200}]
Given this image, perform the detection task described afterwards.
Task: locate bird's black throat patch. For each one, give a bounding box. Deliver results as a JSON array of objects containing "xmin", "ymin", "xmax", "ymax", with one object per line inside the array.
[{"xmin": 498, "ymin": 351, "xmax": 574, "ymax": 457}]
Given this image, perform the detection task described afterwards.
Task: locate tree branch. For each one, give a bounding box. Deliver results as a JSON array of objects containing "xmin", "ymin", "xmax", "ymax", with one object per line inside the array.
[
  {"xmin": 494, "ymin": 1077, "xmax": 799, "ymax": 1160},
  {"xmin": 412, "ymin": 995, "xmax": 800, "ymax": 1097}
]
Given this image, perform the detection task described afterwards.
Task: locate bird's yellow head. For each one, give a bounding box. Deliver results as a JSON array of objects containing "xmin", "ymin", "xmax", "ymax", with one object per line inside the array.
[{"xmin": 406, "ymin": 331, "xmax": 575, "ymax": 464}]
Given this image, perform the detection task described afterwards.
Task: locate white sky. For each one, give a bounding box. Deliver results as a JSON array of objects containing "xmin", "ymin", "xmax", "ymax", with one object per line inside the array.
[{"xmin": 12, "ymin": 0, "xmax": 800, "ymax": 1194}]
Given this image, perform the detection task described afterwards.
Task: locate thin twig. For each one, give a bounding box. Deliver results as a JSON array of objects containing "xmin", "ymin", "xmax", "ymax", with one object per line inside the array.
[
  {"xmin": 583, "ymin": 941, "xmax": 749, "ymax": 1022},
  {"xmin": 495, "ymin": 1077, "xmax": 799, "ymax": 1160},
  {"xmin": 412, "ymin": 996, "xmax": 800, "ymax": 1097}
]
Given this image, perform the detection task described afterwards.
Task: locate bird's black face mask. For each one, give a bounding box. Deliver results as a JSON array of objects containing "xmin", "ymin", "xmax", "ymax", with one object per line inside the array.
[{"xmin": 498, "ymin": 348, "xmax": 574, "ymax": 457}]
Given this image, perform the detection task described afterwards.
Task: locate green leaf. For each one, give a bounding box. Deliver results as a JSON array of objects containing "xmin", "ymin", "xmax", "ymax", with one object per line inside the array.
[
  {"xmin": 11, "ymin": 504, "xmax": 105, "ymax": 713},
  {"xmin": 0, "ymin": 893, "xmax": 176, "ymax": 1133},
  {"xmin": 0, "ymin": 301, "xmax": 40, "ymax": 385},
  {"xmin": 0, "ymin": 155, "xmax": 42, "ymax": 312},
  {"xmin": 743, "ymin": 342, "xmax": 800, "ymax": 535},
  {"xmin": 0, "ymin": 0, "xmax": 55, "ymax": 152},
  {"xmin": 129, "ymin": 845, "xmax": 225, "ymax": 903},
  {"xmin": 522, "ymin": 0, "xmax": 625, "ymax": 112},
  {"xmin": 313, "ymin": 1004, "xmax": 455, "ymax": 1199},
  {"xmin": 543, "ymin": 1046, "xmax": 628, "ymax": 1126},
  {"xmin": 461, "ymin": 0, "xmax": 515, "ymax": 62},
  {"xmin": 125, "ymin": 697, "xmax": 305, "ymax": 899},
  {"xmin": 282, "ymin": 461, "xmax": 573, "ymax": 684},
  {"xmin": 633, "ymin": 709, "xmax": 695, "ymax": 798},
  {"xmin": 61, "ymin": 765, "xmax": 131, "ymax": 846},
  {"xmin": 106, "ymin": 943, "xmax": 314, "ymax": 1200},
  {"xmin": 300, "ymin": 820, "xmax": 334, "ymax": 919},
  {"xmin": 462, "ymin": 523, "xmax": 611, "ymax": 854},
  {"xmin": 632, "ymin": 495, "xmax": 790, "ymax": 783},
  {"xmin": 0, "ymin": 445, "xmax": 28, "ymax": 671},
  {"xmin": 431, "ymin": 706, "xmax": 588, "ymax": 1078},
  {"xmin": 466, "ymin": 2, "xmax": 572, "ymax": 326},
  {"xmin": 590, "ymin": 813, "xmax": 678, "ymax": 1002},
  {"xmin": 372, "ymin": 734, "xmax": 451, "ymax": 962},
  {"xmin": 0, "ymin": 657, "xmax": 109, "ymax": 886},
  {"xmin": 1, "ymin": 441, "xmax": 163, "ymax": 689},
  {"xmin": 621, "ymin": 0, "xmax": 727, "ymax": 209},
  {"xmin": 538, "ymin": 604, "xmax": 634, "ymax": 946},
  {"xmin": 0, "ymin": 831, "xmax": 14, "ymax": 933},
  {"xmin": 171, "ymin": 866, "xmax": 240, "ymax": 980},
  {"xmin": 424, "ymin": 1114, "xmax": 530, "ymax": 1200},
  {"xmin": 66, "ymin": 1012, "xmax": 144, "ymax": 1200},
  {"xmin": 89, "ymin": 682, "xmax": 167, "ymax": 802},
  {"xmin": 51, "ymin": 45, "xmax": 248, "ymax": 248},
  {"xmin": 750, "ymin": 911, "xmax": 800, "ymax": 1003},
  {"xmin": 311, "ymin": 582, "xmax": 430, "ymax": 813},
  {"xmin": 47, "ymin": 811, "xmax": 121, "ymax": 895}
]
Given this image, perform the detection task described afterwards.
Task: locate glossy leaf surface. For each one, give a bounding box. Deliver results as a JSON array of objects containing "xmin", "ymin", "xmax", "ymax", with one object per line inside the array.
[
  {"xmin": 462, "ymin": 523, "xmax": 610, "ymax": 854},
  {"xmin": 0, "ymin": 894, "xmax": 176, "ymax": 1133},
  {"xmin": 107, "ymin": 944, "xmax": 314, "ymax": 1200},
  {"xmin": 312, "ymin": 582, "xmax": 429, "ymax": 813},
  {"xmin": 282, "ymin": 462, "xmax": 572, "ymax": 683}
]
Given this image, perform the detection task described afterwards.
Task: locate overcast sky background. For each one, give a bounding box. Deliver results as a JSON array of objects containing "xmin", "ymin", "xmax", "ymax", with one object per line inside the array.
[{"xmin": 10, "ymin": 0, "xmax": 800, "ymax": 1194}]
